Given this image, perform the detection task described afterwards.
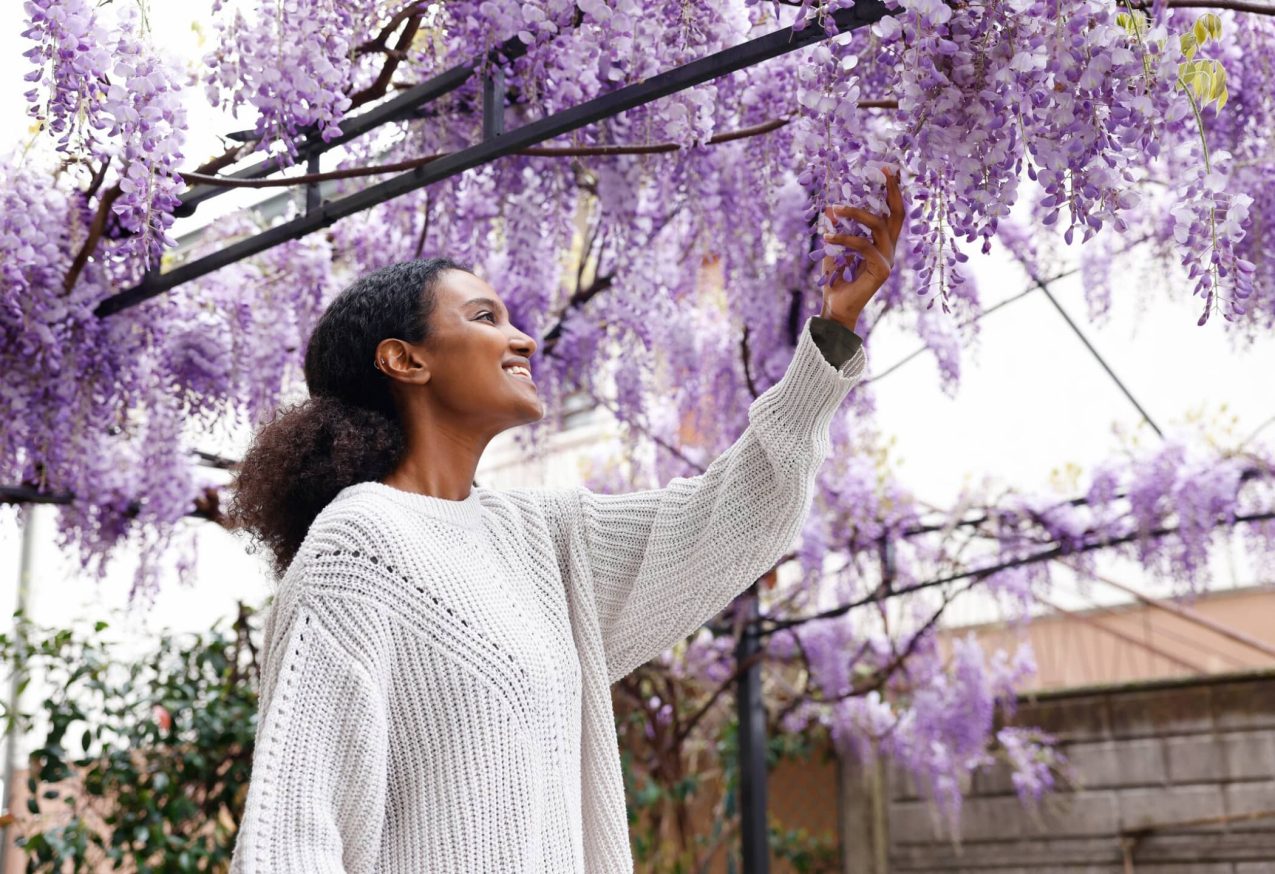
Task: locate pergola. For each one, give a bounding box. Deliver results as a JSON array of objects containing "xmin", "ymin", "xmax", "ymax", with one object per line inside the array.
[{"xmin": 4, "ymin": 2, "xmax": 1274, "ymax": 871}]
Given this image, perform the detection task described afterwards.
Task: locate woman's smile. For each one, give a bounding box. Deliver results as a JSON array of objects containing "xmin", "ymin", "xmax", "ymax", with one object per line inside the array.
[
  {"xmin": 503, "ymin": 363, "xmax": 535, "ymax": 385},
  {"xmin": 499, "ymin": 359, "xmax": 535, "ymax": 390}
]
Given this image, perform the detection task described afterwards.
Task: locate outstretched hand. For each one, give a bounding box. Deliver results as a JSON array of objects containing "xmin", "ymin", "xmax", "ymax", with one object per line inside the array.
[{"xmin": 819, "ymin": 167, "xmax": 905, "ymax": 332}]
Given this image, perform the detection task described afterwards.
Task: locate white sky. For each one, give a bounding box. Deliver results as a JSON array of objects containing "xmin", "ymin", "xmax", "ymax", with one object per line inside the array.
[{"xmin": 1, "ymin": 5, "xmax": 1272, "ymax": 646}]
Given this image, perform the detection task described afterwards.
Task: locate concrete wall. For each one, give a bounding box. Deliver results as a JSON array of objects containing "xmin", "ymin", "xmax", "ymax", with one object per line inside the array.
[{"xmin": 848, "ymin": 671, "xmax": 1275, "ymax": 873}]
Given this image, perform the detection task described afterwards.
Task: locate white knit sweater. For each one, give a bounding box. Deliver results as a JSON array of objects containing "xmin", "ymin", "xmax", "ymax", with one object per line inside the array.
[{"xmin": 229, "ymin": 317, "xmax": 866, "ymax": 873}]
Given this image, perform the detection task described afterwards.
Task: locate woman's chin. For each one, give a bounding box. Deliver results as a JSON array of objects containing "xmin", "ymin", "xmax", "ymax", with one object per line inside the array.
[{"xmin": 514, "ymin": 399, "xmax": 546, "ymax": 424}]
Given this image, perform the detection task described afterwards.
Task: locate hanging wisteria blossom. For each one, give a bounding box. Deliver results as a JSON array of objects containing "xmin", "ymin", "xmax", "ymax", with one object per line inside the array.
[{"xmin": 2, "ymin": 0, "xmax": 1274, "ymax": 828}]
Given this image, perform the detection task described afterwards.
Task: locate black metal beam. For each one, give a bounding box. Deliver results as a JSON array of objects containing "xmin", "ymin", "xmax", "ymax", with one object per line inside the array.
[
  {"xmin": 174, "ymin": 33, "xmax": 535, "ymax": 217},
  {"xmin": 94, "ymin": 1, "xmax": 893, "ymax": 317},
  {"xmin": 0, "ymin": 485, "xmax": 72, "ymax": 506},
  {"xmin": 305, "ymin": 152, "xmax": 322, "ymax": 215}
]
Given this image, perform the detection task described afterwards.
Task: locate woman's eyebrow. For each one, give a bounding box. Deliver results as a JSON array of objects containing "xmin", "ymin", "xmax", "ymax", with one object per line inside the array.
[{"xmin": 463, "ymin": 296, "xmax": 507, "ymax": 317}]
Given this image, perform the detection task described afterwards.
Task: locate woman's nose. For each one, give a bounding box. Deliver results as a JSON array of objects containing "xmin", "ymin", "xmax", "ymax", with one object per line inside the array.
[{"xmin": 512, "ymin": 331, "xmax": 537, "ymax": 357}]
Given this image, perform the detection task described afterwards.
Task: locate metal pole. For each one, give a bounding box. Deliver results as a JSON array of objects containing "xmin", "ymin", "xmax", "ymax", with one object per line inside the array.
[
  {"xmin": 483, "ymin": 67, "xmax": 506, "ymax": 140},
  {"xmin": 735, "ymin": 578, "xmax": 770, "ymax": 873},
  {"xmin": 1, "ymin": 505, "xmax": 38, "ymax": 874},
  {"xmin": 305, "ymin": 153, "xmax": 322, "ymax": 216}
]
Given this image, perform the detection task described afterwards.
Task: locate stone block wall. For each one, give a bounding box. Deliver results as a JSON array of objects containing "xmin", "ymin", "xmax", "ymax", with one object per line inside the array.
[{"xmin": 841, "ymin": 671, "xmax": 1275, "ymax": 873}]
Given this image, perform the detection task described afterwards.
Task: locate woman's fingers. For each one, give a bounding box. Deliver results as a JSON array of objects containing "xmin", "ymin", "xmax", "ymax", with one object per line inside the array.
[
  {"xmin": 823, "ymin": 232, "xmax": 870, "ymax": 249},
  {"xmin": 833, "ymin": 206, "xmax": 889, "ymax": 238},
  {"xmin": 884, "ymin": 167, "xmax": 905, "ymax": 242},
  {"xmin": 822, "ymin": 233, "xmax": 894, "ymax": 298},
  {"xmin": 817, "ymin": 170, "xmax": 904, "ymax": 318},
  {"xmin": 822, "ymin": 232, "xmax": 893, "ymax": 267},
  {"xmin": 862, "ymin": 241, "xmax": 893, "ymax": 278},
  {"xmin": 822, "ymin": 165, "xmax": 906, "ymax": 249},
  {"xmin": 824, "ymin": 203, "xmax": 896, "ymax": 264}
]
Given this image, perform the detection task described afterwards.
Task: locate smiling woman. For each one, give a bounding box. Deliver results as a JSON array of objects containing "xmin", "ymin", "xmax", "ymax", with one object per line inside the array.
[
  {"xmin": 371, "ymin": 268, "xmax": 547, "ymax": 499},
  {"xmin": 224, "ymin": 230, "xmax": 878, "ymax": 872},
  {"xmin": 227, "ymin": 257, "xmax": 483, "ymax": 579}
]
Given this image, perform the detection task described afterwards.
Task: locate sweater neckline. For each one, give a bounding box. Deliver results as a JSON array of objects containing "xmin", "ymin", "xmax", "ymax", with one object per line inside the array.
[{"xmin": 337, "ymin": 481, "xmax": 487, "ymax": 530}]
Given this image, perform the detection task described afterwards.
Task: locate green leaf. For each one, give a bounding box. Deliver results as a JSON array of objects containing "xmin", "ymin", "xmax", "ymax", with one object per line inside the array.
[
  {"xmin": 1193, "ymin": 18, "xmax": 1209, "ymax": 47},
  {"xmin": 1210, "ymin": 64, "xmax": 1227, "ymax": 101},
  {"xmin": 1117, "ymin": 10, "xmax": 1147, "ymax": 39},
  {"xmin": 1194, "ymin": 67, "xmax": 1210, "ymax": 99},
  {"xmin": 1202, "ymin": 12, "xmax": 1222, "ymax": 40},
  {"xmin": 1180, "ymin": 32, "xmax": 1197, "ymax": 60}
]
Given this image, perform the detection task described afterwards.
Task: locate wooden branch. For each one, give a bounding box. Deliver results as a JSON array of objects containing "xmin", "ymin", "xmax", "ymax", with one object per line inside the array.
[
  {"xmin": 740, "ymin": 325, "xmax": 760, "ymax": 399},
  {"xmin": 192, "ymin": 485, "xmax": 226, "ymax": 527},
  {"xmin": 178, "ymin": 104, "xmax": 898, "ymax": 191},
  {"xmin": 1158, "ymin": 0, "xmax": 1275, "ymax": 14},
  {"xmin": 65, "ymin": 15, "xmax": 432, "ymax": 296},
  {"xmin": 63, "ymin": 185, "xmax": 122, "ymax": 293},
  {"xmin": 672, "ymin": 647, "xmax": 769, "ymax": 744},
  {"xmin": 585, "ymin": 389, "xmax": 709, "ymax": 474},
  {"xmin": 413, "ymin": 190, "xmax": 432, "ymax": 258},
  {"xmin": 762, "ymin": 509, "xmax": 1275, "ymax": 635},
  {"xmin": 85, "ymin": 157, "xmax": 112, "ymax": 201},
  {"xmin": 779, "ymin": 0, "xmax": 1275, "ymax": 11},
  {"xmin": 353, "ymin": 1, "xmax": 429, "ymax": 56},
  {"xmin": 350, "ymin": 10, "xmax": 425, "ymax": 107},
  {"xmin": 539, "ymin": 273, "xmax": 613, "ymax": 355},
  {"xmin": 574, "ymin": 208, "xmax": 602, "ymax": 297}
]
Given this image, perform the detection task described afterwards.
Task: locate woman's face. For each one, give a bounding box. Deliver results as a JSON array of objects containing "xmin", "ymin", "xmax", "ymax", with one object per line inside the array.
[{"xmin": 415, "ymin": 269, "xmax": 545, "ymax": 432}]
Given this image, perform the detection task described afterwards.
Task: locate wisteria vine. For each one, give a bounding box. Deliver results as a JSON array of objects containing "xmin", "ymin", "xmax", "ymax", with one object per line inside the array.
[{"xmin": 3, "ymin": 0, "xmax": 1274, "ymax": 829}]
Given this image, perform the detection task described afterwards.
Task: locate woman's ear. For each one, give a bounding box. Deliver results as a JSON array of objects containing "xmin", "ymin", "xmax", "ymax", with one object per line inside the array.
[{"xmin": 374, "ymin": 338, "xmax": 431, "ymax": 385}]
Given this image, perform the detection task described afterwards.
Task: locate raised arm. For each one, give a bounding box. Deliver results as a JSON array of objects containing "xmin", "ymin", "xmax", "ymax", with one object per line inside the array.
[
  {"xmin": 528, "ymin": 168, "xmax": 903, "ymax": 684},
  {"xmin": 537, "ymin": 316, "xmax": 866, "ymax": 684}
]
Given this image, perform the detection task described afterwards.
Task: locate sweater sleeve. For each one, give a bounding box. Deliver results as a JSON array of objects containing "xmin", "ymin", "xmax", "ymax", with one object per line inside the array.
[
  {"xmin": 560, "ymin": 315, "xmax": 866, "ymax": 684},
  {"xmin": 230, "ymin": 594, "xmax": 389, "ymax": 874}
]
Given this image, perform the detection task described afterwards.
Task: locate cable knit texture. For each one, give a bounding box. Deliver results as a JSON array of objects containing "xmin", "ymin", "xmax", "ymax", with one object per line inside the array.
[{"xmin": 229, "ymin": 316, "xmax": 866, "ymax": 873}]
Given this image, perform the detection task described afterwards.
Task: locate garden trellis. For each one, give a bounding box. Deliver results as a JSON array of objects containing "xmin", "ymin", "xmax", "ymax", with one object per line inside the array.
[
  {"xmin": 94, "ymin": 2, "xmax": 895, "ymax": 315},
  {"xmin": 17, "ymin": 9, "xmax": 904, "ymax": 869},
  {"xmin": 4, "ymin": 0, "xmax": 1275, "ymax": 870}
]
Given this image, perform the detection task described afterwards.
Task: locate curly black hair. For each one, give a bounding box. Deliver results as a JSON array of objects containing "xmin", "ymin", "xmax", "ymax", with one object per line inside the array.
[{"xmin": 227, "ymin": 257, "xmax": 470, "ymax": 578}]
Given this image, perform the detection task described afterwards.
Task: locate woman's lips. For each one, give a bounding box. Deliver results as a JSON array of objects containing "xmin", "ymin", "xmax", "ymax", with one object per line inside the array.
[{"xmin": 504, "ymin": 366, "xmax": 536, "ymax": 387}]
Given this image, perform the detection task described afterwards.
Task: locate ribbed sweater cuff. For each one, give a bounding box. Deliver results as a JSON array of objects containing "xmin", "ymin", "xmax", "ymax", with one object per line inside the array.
[
  {"xmin": 809, "ymin": 315, "xmax": 864, "ymax": 371},
  {"xmin": 747, "ymin": 316, "xmax": 866, "ymax": 459}
]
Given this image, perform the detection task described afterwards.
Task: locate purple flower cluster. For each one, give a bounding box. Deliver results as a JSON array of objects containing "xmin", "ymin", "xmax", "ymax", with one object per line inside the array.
[
  {"xmin": 22, "ymin": 1, "xmax": 187, "ymax": 267},
  {"xmin": 203, "ymin": 0, "xmax": 359, "ymax": 164},
  {"xmin": 995, "ymin": 726, "xmax": 1062, "ymax": 805},
  {"xmin": 21, "ymin": 0, "xmax": 113, "ymax": 154},
  {"xmin": 1169, "ymin": 154, "xmax": 1257, "ymax": 326},
  {"xmin": 102, "ymin": 5, "xmax": 188, "ymax": 268}
]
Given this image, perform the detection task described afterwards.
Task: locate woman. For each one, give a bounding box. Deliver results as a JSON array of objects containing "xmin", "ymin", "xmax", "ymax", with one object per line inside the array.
[{"xmin": 227, "ymin": 170, "xmax": 904, "ymax": 873}]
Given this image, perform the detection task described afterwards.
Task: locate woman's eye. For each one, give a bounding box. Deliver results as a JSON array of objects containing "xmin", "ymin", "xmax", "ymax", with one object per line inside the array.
[{"xmin": 477, "ymin": 311, "xmax": 497, "ymax": 323}]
